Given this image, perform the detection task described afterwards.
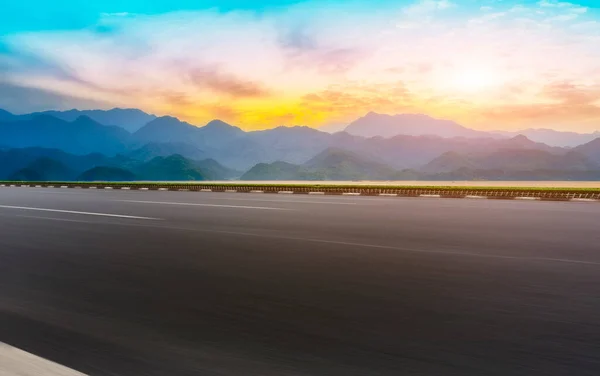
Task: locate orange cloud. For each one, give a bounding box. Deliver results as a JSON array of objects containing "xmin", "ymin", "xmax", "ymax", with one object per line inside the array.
[
  {"xmin": 187, "ymin": 67, "xmax": 271, "ymax": 98},
  {"xmin": 472, "ymin": 81, "xmax": 600, "ymax": 130}
]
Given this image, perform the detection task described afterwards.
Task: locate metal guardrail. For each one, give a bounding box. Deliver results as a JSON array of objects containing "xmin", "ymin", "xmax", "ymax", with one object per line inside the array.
[{"xmin": 1, "ymin": 182, "xmax": 600, "ymax": 201}]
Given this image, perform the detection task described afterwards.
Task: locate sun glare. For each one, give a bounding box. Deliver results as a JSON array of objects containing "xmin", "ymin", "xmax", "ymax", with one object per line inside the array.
[{"xmin": 451, "ymin": 67, "xmax": 502, "ymax": 93}]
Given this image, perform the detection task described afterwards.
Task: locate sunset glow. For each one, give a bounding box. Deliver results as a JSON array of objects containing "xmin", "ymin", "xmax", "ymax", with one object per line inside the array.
[{"xmin": 1, "ymin": 0, "xmax": 599, "ymax": 132}]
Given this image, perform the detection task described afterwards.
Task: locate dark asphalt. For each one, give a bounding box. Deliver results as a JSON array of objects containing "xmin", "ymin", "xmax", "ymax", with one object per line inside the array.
[{"xmin": 1, "ymin": 187, "xmax": 600, "ymax": 375}]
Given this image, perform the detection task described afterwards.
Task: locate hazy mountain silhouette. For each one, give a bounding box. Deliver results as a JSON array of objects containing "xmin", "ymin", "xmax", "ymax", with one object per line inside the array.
[
  {"xmin": 243, "ymin": 145, "xmax": 600, "ymax": 181},
  {"xmin": 573, "ymin": 138, "xmax": 600, "ymax": 163},
  {"xmin": 0, "ymin": 146, "xmax": 238, "ymax": 181},
  {"xmin": 194, "ymin": 158, "xmax": 240, "ymax": 180},
  {"xmin": 243, "ymin": 148, "xmax": 400, "ymax": 181},
  {"xmin": 420, "ymin": 151, "xmax": 475, "ymax": 174},
  {"xmin": 0, "ymin": 147, "xmax": 121, "ymax": 178},
  {"xmin": 0, "ymin": 109, "xmax": 17, "ymax": 122},
  {"xmin": 133, "ymin": 154, "xmax": 206, "ymax": 181},
  {"xmin": 0, "ymin": 115, "xmax": 132, "ymax": 155},
  {"xmin": 127, "ymin": 142, "xmax": 207, "ymax": 162},
  {"xmin": 134, "ymin": 117, "xmax": 245, "ymax": 147},
  {"xmin": 344, "ymin": 112, "xmax": 495, "ymax": 139},
  {"xmin": 324, "ymin": 134, "xmax": 565, "ymax": 170},
  {"xmin": 496, "ymin": 134, "xmax": 563, "ymax": 153},
  {"xmin": 318, "ymin": 122, "xmax": 347, "ymax": 134},
  {"xmin": 200, "ymin": 119, "xmax": 246, "ymax": 145},
  {"xmin": 27, "ymin": 108, "xmax": 156, "ymax": 133},
  {"xmin": 8, "ymin": 168, "xmax": 45, "ymax": 181},
  {"xmin": 422, "ymin": 149, "xmax": 598, "ymax": 174},
  {"xmin": 1, "ymin": 107, "xmax": 599, "ymax": 181},
  {"xmin": 78, "ymin": 166, "xmax": 136, "ymax": 181},
  {"xmin": 134, "ymin": 116, "xmax": 198, "ymax": 144},
  {"xmin": 241, "ymin": 161, "xmax": 315, "ymax": 180},
  {"xmin": 423, "ymin": 168, "xmax": 600, "ymax": 181},
  {"xmin": 494, "ymin": 129, "xmax": 600, "ymax": 148},
  {"xmin": 133, "ymin": 117, "xmax": 265, "ymax": 169},
  {"xmin": 134, "ymin": 120, "xmax": 568, "ymax": 171},
  {"xmin": 137, "ymin": 118, "xmax": 330, "ymax": 168},
  {"xmin": 247, "ymin": 126, "xmax": 332, "ymax": 164},
  {"xmin": 303, "ymin": 147, "xmax": 399, "ymax": 180},
  {"xmin": 8, "ymin": 157, "xmax": 75, "ymax": 181},
  {"xmin": 128, "ymin": 153, "xmax": 236, "ymax": 181}
]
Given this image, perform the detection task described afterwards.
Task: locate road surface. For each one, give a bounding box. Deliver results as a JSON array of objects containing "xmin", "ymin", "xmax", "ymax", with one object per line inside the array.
[{"xmin": 1, "ymin": 187, "xmax": 600, "ymax": 375}]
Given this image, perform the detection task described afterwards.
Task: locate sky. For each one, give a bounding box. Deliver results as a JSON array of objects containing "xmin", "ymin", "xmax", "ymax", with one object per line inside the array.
[{"xmin": 1, "ymin": 0, "xmax": 600, "ymax": 132}]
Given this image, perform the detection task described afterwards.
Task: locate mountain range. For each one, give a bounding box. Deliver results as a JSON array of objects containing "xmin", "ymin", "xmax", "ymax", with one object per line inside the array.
[
  {"xmin": 242, "ymin": 148, "xmax": 400, "ymax": 181},
  {"xmin": 0, "ymin": 147, "xmax": 237, "ymax": 182},
  {"xmin": 492, "ymin": 129, "xmax": 600, "ymax": 148},
  {"xmin": 341, "ymin": 112, "xmax": 600, "ymax": 147},
  {"xmin": 0, "ymin": 108, "xmax": 156, "ymax": 133},
  {"xmin": 241, "ymin": 147, "xmax": 600, "ymax": 181},
  {"xmin": 0, "ymin": 107, "xmax": 599, "ymax": 181},
  {"xmin": 344, "ymin": 112, "xmax": 495, "ymax": 139}
]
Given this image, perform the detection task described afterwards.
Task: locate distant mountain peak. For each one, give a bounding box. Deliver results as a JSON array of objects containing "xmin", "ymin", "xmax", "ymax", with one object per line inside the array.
[
  {"xmin": 146, "ymin": 116, "xmax": 192, "ymax": 127},
  {"xmin": 156, "ymin": 115, "xmax": 181, "ymax": 122},
  {"xmin": 203, "ymin": 119, "xmax": 244, "ymax": 134},
  {"xmin": 73, "ymin": 115, "xmax": 98, "ymax": 124},
  {"xmin": 262, "ymin": 125, "xmax": 324, "ymax": 135},
  {"xmin": 304, "ymin": 147, "xmax": 380, "ymax": 168},
  {"xmin": 15, "ymin": 108, "xmax": 158, "ymax": 133},
  {"xmin": 163, "ymin": 153, "xmax": 187, "ymax": 161},
  {"xmin": 314, "ymin": 146, "xmax": 356, "ymax": 157},
  {"xmin": 346, "ymin": 112, "xmax": 492, "ymax": 139},
  {"xmin": 205, "ymin": 119, "xmax": 233, "ymax": 128},
  {"xmin": 504, "ymin": 134, "xmax": 540, "ymax": 148},
  {"xmin": 108, "ymin": 107, "xmax": 151, "ymax": 114},
  {"xmin": 510, "ymin": 134, "xmax": 530, "ymax": 142},
  {"xmin": 573, "ymin": 136, "xmax": 600, "ymax": 164},
  {"xmin": 201, "ymin": 119, "xmax": 244, "ymax": 136},
  {"xmin": 31, "ymin": 114, "xmax": 64, "ymax": 123},
  {"xmin": 0, "ymin": 109, "xmax": 16, "ymax": 122},
  {"xmin": 364, "ymin": 111, "xmax": 382, "ymax": 118}
]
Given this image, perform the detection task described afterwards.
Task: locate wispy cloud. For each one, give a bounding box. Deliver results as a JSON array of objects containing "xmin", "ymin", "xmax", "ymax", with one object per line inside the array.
[
  {"xmin": 186, "ymin": 66, "xmax": 271, "ymax": 99},
  {"xmin": 403, "ymin": 0, "xmax": 455, "ymax": 16},
  {"xmin": 477, "ymin": 81, "xmax": 600, "ymax": 129},
  {"xmin": 1, "ymin": 0, "xmax": 599, "ymax": 131}
]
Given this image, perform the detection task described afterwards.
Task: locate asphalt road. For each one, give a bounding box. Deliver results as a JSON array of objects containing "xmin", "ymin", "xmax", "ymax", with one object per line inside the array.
[{"xmin": 1, "ymin": 187, "xmax": 600, "ymax": 375}]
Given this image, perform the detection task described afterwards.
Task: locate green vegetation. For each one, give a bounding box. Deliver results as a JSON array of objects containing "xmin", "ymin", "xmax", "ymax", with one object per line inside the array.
[
  {"xmin": 241, "ymin": 148, "xmax": 404, "ymax": 181},
  {"xmin": 193, "ymin": 158, "xmax": 240, "ymax": 180},
  {"xmin": 8, "ymin": 157, "xmax": 74, "ymax": 181},
  {"xmin": 241, "ymin": 161, "xmax": 321, "ymax": 180},
  {"xmin": 78, "ymin": 166, "xmax": 136, "ymax": 181},
  {"xmin": 132, "ymin": 154, "xmax": 205, "ymax": 181},
  {"xmin": 2, "ymin": 181, "xmax": 599, "ymax": 193}
]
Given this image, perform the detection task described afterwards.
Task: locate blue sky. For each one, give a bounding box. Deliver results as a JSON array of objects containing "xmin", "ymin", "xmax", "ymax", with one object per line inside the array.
[
  {"xmin": 2, "ymin": 0, "xmax": 598, "ymax": 34},
  {"xmin": 1, "ymin": 0, "xmax": 600, "ymax": 131},
  {"xmin": 0, "ymin": 0, "xmax": 357, "ymax": 33}
]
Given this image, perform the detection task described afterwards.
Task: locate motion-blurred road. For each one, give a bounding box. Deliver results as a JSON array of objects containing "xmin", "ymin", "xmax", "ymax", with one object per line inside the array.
[{"xmin": 1, "ymin": 187, "xmax": 600, "ymax": 375}]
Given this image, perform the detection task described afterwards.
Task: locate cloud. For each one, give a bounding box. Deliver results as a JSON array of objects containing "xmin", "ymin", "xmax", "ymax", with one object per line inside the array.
[
  {"xmin": 2, "ymin": 10, "xmax": 287, "ymax": 119},
  {"xmin": 278, "ymin": 23, "xmax": 368, "ymax": 75},
  {"xmin": 1, "ymin": 0, "xmax": 600, "ymax": 131},
  {"xmin": 285, "ymin": 46, "xmax": 366, "ymax": 75},
  {"xmin": 187, "ymin": 66, "xmax": 271, "ymax": 98},
  {"xmin": 0, "ymin": 82, "xmax": 109, "ymax": 113},
  {"xmin": 279, "ymin": 26, "xmax": 317, "ymax": 51},
  {"xmin": 476, "ymin": 81, "xmax": 600, "ymax": 128},
  {"xmin": 100, "ymin": 12, "xmax": 132, "ymax": 18},
  {"xmin": 538, "ymin": 0, "xmax": 587, "ymax": 13},
  {"xmin": 398, "ymin": 0, "xmax": 455, "ymax": 29},
  {"xmin": 403, "ymin": 0, "xmax": 454, "ymax": 16},
  {"xmin": 543, "ymin": 81, "xmax": 600, "ymax": 106},
  {"xmin": 300, "ymin": 81, "xmax": 414, "ymax": 121}
]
